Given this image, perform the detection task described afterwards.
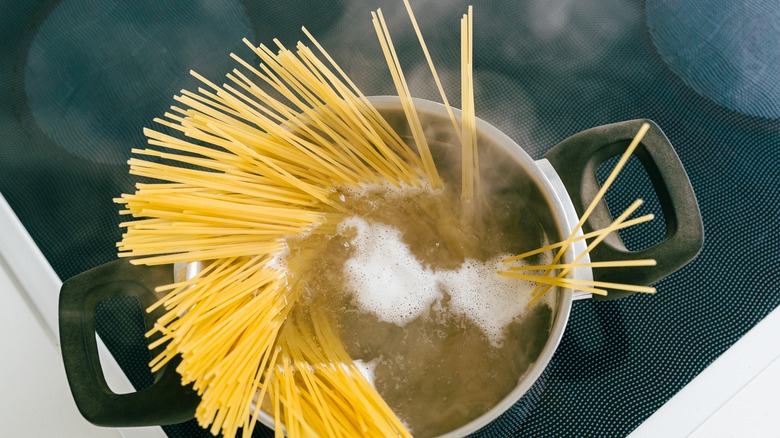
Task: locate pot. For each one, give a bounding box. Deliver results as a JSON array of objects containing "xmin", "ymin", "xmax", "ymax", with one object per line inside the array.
[{"xmin": 59, "ymin": 97, "xmax": 703, "ymax": 436}]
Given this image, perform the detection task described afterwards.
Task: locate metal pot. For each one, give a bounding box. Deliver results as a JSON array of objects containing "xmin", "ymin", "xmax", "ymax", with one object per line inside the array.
[{"xmin": 59, "ymin": 97, "xmax": 703, "ymax": 436}]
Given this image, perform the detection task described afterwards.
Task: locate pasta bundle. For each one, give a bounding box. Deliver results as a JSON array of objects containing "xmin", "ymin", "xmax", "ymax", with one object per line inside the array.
[
  {"xmin": 116, "ymin": 1, "xmax": 654, "ymax": 436},
  {"xmin": 116, "ymin": 25, "xmax": 431, "ymax": 437}
]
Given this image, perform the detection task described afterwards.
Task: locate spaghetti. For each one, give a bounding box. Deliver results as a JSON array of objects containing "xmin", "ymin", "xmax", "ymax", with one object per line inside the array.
[
  {"xmin": 116, "ymin": 2, "xmax": 656, "ymax": 436},
  {"xmin": 503, "ymin": 123, "xmax": 658, "ymax": 303},
  {"xmin": 117, "ymin": 24, "xmax": 433, "ymax": 437}
]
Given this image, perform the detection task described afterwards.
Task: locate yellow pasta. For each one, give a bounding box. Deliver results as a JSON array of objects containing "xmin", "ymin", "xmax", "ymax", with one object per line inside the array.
[
  {"xmin": 116, "ymin": 2, "xmax": 656, "ymax": 436},
  {"xmin": 502, "ymin": 214, "xmax": 655, "ymax": 262},
  {"xmin": 371, "ymin": 9, "xmax": 442, "ymax": 189},
  {"xmin": 460, "ymin": 7, "xmax": 480, "ymax": 217},
  {"xmin": 521, "ymin": 123, "xmax": 652, "ymax": 301},
  {"xmin": 507, "ymin": 259, "xmax": 657, "ymax": 271},
  {"xmin": 267, "ymin": 309, "xmax": 412, "ymax": 438},
  {"xmin": 115, "ymin": 10, "xmax": 453, "ymax": 434},
  {"xmin": 401, "ymin": 0, "xmax": 461, "ymax": 142}
]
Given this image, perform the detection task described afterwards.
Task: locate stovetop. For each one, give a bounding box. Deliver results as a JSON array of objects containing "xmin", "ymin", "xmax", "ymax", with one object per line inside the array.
[{"xmin": 2, "ymin": 0, "xmax": 779, "ymax": 436}]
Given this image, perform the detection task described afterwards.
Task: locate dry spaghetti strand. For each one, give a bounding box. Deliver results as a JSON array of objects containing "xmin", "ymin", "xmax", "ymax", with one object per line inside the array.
[
  {"xmin": 372, "ymin": 8, "xmax": 442, "ymax": 188},
  {"xmin": 528, "ymin": 198, "xmax": 649, "ymax": 305},
  {"xmin": 116, "ymin": 26, "xmax": 434, "ymax": 437},
  {"xmin": 517, "ymin": 123, "xmax": 652, "ymax": 301}
]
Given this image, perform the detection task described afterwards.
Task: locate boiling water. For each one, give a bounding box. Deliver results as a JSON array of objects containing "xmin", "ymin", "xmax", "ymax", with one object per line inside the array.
[{"xmin": 284, "ymin": 184, "xmax": 557, "ymax": 437}]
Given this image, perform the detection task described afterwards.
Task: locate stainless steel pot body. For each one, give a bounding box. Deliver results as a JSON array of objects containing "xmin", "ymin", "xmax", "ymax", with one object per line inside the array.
[
  {"xmin": 59, "ymin": 97, "xmax": 703, "ymax": 436},
  {"xmin": 180, "ymin": 96, "xmax": 594, "ymax": 436}
]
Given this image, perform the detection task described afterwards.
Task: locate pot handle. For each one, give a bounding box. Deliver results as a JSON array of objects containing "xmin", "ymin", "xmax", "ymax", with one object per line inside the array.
[
  {"xmin": 543, "ymin": 119, "xmax": 704, "ymax": 300},
  {"xmin": 59, "ymin": 259, "xmax": 200, "ymax": 426}
]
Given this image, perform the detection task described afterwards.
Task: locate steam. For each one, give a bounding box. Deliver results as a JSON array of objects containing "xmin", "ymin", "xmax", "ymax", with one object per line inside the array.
[
  {"xmin": 311, "ymin": 0, "xmax": 642, "ymax": 158},
  {"xmin": 24, "ymin": 0, "xmax": 253, "ymax": 165},
  {"xmin": 24, "ymin": 0, "xmax": 642, "ymax": 166}
]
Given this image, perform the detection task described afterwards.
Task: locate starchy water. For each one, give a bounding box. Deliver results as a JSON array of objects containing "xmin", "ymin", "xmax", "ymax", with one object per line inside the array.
[{"xmin": 284, "ymin": 183, "xmax": 556, "ymax": 437}]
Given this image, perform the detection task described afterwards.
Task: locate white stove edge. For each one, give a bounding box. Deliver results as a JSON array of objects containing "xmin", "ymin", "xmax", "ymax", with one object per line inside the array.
[
  {"xmin": 630, "ymin": 296, "xmax": 780, "ymax": 437},
  {"xmin": 0, "ymin": 192, "xmax": 165, "ymax": 438},
  {"xmin": 2, "ymin": 191, "xmax": 778, "ymax": 437}
]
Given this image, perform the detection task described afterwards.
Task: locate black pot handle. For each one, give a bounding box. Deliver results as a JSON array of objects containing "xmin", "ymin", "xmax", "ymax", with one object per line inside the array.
[
  {"xmin": 544, "ymin": 119, "xmax": 704, "ymax": 300},
  {"xmin": 59, "ymin": 259, "xmax": 200, "ymax": 426}
]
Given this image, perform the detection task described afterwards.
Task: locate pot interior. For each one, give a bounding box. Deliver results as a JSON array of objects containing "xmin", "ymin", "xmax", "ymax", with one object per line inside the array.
[
  {"xmin": 368, "ymin": 97, "xmax": 571, "ymax": 437},
  {"xmin": 181, "ymin": 97, "xmax": 574, "ymax": 437}
]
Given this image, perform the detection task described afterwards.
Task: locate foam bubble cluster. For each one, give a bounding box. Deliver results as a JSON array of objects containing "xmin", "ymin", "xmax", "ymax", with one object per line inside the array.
[
  {"xmin": 438, "ymin": 258, "xmax": 543, "ymax": 346},
  {"xmin": 340, "ymin": 217, "xmax": 441, "ymax": 325},
  {"xmin": 353, "ymin": 359, "xmax": 378, "ymax": 387},
  {"xmin": 339, "ymin": 217, "xmax": 549, "ymax": 346}
]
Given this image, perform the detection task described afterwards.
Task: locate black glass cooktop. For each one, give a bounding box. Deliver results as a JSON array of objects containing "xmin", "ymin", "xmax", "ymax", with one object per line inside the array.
[{"xmin": 2, "ymin": 0, "xmax": 779, "ymax": 436}]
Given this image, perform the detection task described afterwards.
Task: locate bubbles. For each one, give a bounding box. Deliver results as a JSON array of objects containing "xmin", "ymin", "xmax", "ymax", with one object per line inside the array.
[
  {"xmin": 353, "ymin": 359, "xmax": 378, "ymax": 386},
  {"xmin": 294, "ymin": 180, "xmax": 557, "ymax": 436},
  {"xmin": 339, "ymin": 216, "xmax": 550, "ymax": 346},
  {"xmin": 339, "ymin": 216, "xmax": 440, "ymax": 326},
  {"xmin": 439, "ymin": 257, "xmax": 546, "ymax": 347}
]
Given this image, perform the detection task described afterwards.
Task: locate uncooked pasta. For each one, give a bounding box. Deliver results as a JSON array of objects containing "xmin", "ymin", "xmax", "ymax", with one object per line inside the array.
[{"xmin": 116, "ymin": 2, "xmax": 656, "ymax": 437}]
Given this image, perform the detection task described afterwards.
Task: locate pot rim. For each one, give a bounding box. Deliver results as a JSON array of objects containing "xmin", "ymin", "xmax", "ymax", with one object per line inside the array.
[{"xmin": 180, "ymin": 96, "xmax": 591, "ymax": 437}]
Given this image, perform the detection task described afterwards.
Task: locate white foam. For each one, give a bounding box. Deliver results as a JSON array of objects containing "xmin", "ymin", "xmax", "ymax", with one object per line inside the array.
[
  {"xmin": 439, "ymin": 258, "xmax": 541, "ymax": 347},
  {"xmin": 353, "ymin": 359, "xmax": 377, "ymax": 387},
  {"xmin": 267, "ymin": 241, "xmax": 289, "ymax": 272},
  {"xmin": 339, "ymin": 217, "xmax": 549, "ymax": 346},
  {"xmin": 339, "ymin": 217, "xmax": 441, "ymax": 325}
]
